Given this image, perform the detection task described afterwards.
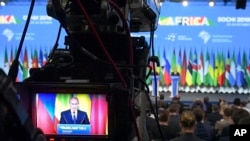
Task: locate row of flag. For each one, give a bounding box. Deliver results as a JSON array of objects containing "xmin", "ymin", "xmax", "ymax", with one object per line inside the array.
[
  {"xmin": 147, "ymin": 47, "xmax": 250, "ymax": 88},
  {"xmin": 3, "ymin": 46, "xmax": 250, "ymax": 88},
  {"xmin": 3, "ymin": 47, "xmax": 49, "ymax": 81}
]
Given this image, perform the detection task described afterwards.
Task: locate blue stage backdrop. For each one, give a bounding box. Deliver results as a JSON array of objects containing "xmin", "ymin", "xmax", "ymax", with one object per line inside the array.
[{"xmin": 1, "ymin": 3, "xmax": 250, "ymax": 93}]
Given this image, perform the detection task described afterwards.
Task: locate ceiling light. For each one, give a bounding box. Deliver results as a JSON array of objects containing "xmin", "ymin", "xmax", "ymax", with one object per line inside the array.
[
  {"xmin": 182, "ymin": 0, "xmax": 188, "ymax": 7},
  {"xmin": 209, "ymin": 0, "xmax": 215, "ymax": 7}
]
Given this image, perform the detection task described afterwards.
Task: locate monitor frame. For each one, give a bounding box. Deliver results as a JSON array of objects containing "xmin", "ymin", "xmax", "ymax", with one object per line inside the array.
[
  {"xmin": 15, "ymin": 82, "xmax": 113, "ymax": 141},
  {"xmin": 15, "ymin": 82, "xmax": 131, "ymax": 141}
]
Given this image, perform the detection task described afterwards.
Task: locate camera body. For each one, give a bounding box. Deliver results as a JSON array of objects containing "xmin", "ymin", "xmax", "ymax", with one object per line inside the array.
[{"xmin": 46, "ymin": 0, "xmax": 161, "ymax": 33}]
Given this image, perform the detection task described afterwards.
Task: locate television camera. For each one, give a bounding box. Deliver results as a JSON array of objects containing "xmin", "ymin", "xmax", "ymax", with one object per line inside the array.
[
  {"xmin": 4, "ymin": 0, "xmax": 163, "ymax": 141},
  {"xmin": 26, "ymin": 0, "xmax": 162, "ymax": 83}
]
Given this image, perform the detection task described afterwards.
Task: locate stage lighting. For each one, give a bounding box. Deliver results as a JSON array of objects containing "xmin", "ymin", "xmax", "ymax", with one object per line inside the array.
[
  {"xmin": 209, "ymin": 0, "xmax": 215, "ymax": 7},
  {"xmin": 0, "ymin": 1, "xmax": 6, "ymax": 6},
  {"xmin": 182, "ymin": 0, "xmax": 188, "ymax": 7}
]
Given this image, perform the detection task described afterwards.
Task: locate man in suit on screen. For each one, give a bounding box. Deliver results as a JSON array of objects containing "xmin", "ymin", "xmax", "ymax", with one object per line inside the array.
[{"xmin": 59, "ymin": 96, "xmax": 90, "ymax": 124}]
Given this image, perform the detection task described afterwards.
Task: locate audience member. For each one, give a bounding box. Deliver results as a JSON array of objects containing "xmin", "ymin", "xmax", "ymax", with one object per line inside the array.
[
  {"xmin": 158, "ymin": 100, "xmax": 168, "ymax": 114},
  {"xmin": 203, "ymin": 96, "xmax": 212, "ymax": 114},
  {"xmin": 218, "ymin": 108, "xmax": 250, "ymax": 141},
  {"xmin": 231, "ymin": 108, "xmax": 250, "ymax": 125},
  {"xmin": 169, "ymin": 111, "xmax": 205, "ymax": 141},
  {"xmin": 176, "ymin": 95, "xmax": 185, "ymax": 114},
  {"xmin": 241, "ymin": 100, "xmax": 250, "ymax": 113},
  {"xmin": 245, "ymin": 96, "xmax": 250, "ymax": 110},
  {"xmin": 238, "ymin": 115, "xmax": 250, "ymax": 125},
  {"xmin": 219, "ymin": 101, "xmax": 229, "ymax": 116},
  {"xmin": 170, "ymin": 96, "xmax": 184, "ymax": 114},
  {"xmin": 168, "ymin": 103, "xmax": 181, "ymax": 134},
  {"xmin": 192, "ymin": 107, "xmax": 216, "ymax": 141},
  {"xmin": 150, "ymin": 110, "xmax": 177, "ymax": 141},
  {"xmin": 205, "ymin": 105, "xmax": 223, "ymax": 126},
  {"xmin": 214, "ymin": 107, "xmax": 233, "ymax": 136},
  {"xmin": 231, "ymin": 98, "xmax": 241, "ymax": 110},
  {"xmin": 191, "ymin": 99, "xmax": 204, "ymax": 111}
]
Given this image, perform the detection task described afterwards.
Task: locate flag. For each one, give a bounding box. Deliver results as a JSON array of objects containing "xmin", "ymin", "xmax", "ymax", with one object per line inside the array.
[
  {"xmin": 177, "ymin": 50, "xmax": 182, "ymax": 74},
  {"xmin": 192, "ymin": 50, "xmax": 198, "ymax": 85},
  {"xmin": 204, "ymin": 51, "xmax": 211, "ymax": 86},
  {"xmin": 9, "ymin": 47, "xmax": 14, "ymax": 66},
  {"xmin": 225, "ymin": 51, "xmax": 233, "ymax": 87},
  {"xmin": 236, "ymin": 51, "xmax": 245, "ymax": 87},
  {"xmin": 32, "ymin": 49, "xmax": 39, "ymax": 68},
  {"xmin": 37, "ymin": 93, "xmax": 57, "ymax": 134},
  {"xmin": 53, "ymin": 94, "xmax": 73, "ymax": 132},
  {"xmin": 39, "ymin": 48, "xmax": 44, "ymax": 68},
  {"xmin": 218, "ymin": 52, "xmax": 225, "ymax": 86},
  {"xmin": 186, "ymin": 50, "xmax": 193, "ymax": 86},
  {"xmin": 243, "ymin": 51, "xmax": 250, "ymax": 86},
  {"xmin": 180, "ymin": 49, "xmax": 187, "ymax": 86},
  {"xmin": 170, "ymin": 49, "xmax": 177, "ymax": 73},
  {"xmin": 157, "ymin": 48, "xmax": 165, "ymax": 85},
  {"xmin": 214, "ymin": 52, "xmax": 220, "ymax": 86},
  {"xmin": 246, "ymin": 51, "xmax": 250, "ymax": 86},
  {"xmin": 75, "ymin": 94, "xmax": 91, "ymax": 120},
  {"xmin": 22, "ymin": 48, "xmax": 29, "ymax": 80},
  {"xmin": 43, "ymin": 47, "xmax": 49, "ymax": 65},
  {"xmin": 197, "ymin": 51, "xmax": 204, "ymax": 86},
  {"xmin": 208, "ymin": 51, "xmax": 215, "ymax": 86},
  {"xmin": 163, "ymin": 48, "xmax": 171, "ymax": 86},
  {"xmin": 4, "ymin": 47, "xmax": 8, "ymax": 67},
  {"xmin": 90, "ymin": 94, "xmax": 108, "ymax": 134},
  {"xmin": 230, "ymin": 51, "xmax": 236, "ymax": 87}
]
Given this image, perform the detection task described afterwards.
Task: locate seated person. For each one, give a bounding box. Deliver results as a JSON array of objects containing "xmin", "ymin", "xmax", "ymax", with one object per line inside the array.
[
  {"xmin": 60, "ymin": 96, "xmax": 90, "ymax": 124},
  {"xmin": 170, "ymin": 111, "xmax": 205, "ymax": 141},
  {"xmin": 150, "ymin": 110, "xmax": 177, "ymax": 141}
]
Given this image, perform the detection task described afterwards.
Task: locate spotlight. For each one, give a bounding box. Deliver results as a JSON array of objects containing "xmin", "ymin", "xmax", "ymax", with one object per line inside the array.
[
  {"xmin": 182, "ymin": 0, "xmax": 188, "ymax": 7},
  {"xmin": 0, "ymin": 1, "xmax": 6, "ymax": 6},
  {"xmin": 209, "ymin": 0, "xmax": 215, "ymax": 7}
]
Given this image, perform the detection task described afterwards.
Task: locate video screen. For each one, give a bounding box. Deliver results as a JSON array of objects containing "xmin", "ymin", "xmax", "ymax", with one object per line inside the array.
[{"xmin": 35, "ymin": 93, "xmax": 108, "ymax": 136}]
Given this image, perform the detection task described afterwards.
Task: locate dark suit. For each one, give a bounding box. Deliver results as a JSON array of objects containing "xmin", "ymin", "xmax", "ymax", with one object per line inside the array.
[
  {"xmin": 195, "ymin": 122, "xmax": 216, "ymax": 141},
  {"xmin": 171, "ymin": 72, "xmax": 180, "ymax": 76},
  {"xmin": 205, "ymin": 112, "xmax": 223, "ymax": 126},
  {"xmin": 60, "ymin": 110, "xmax": 90, "ymax": 124}
]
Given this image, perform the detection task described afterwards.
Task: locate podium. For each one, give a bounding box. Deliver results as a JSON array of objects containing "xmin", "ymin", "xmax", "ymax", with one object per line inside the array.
[
  {"xmin": 170, "ymin": 75, "xmax": 180, "ymax": 98},
  {"xmin": 57, "ymin": 124, "xmax": 91, "ymax": 135}
]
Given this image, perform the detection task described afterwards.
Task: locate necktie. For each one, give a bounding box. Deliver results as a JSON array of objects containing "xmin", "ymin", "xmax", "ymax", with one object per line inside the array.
[{"xmin": 73, "ymin": 112, "xmax": 76, "ymax": 124}]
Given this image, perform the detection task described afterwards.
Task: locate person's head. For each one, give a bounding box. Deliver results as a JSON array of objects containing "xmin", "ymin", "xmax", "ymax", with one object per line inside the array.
[
  {"xmin": 176, "ymin": 95, "xmax": 181, "ymax": 100},
  {"xmin": 203, "ymin": 96, "xmax": 209, "ymax": 103},
  {"xmin": 231, "ymin": 108, "xmax": 250, "ymax": 124},
  {"xmin": 180, "ymin": 111, "xmax": 196, "ymax": 132},
  {"xmin": 159, "ymin": 94, "xmax": 165, "ymax": 100},
  {"xmin": 192, "ymin": 107, "xmax": 204, "ymax": 122},
  {"xmin": 159, "ymin": 100, "xmax": 167, "ymax": 109},
  {"xmin": 168, "ymin": 103, "xmax": 180, "ymax": 114},
  {"xmin": 222, "ymin": 107, "xmax": 232, "ymax": 118},
  {"xmin": 159, "ymin": 110, "xmax": 169, "ymax": 123},
  {"xmin": 69, "ymin": 97, "xmax": 79, "ymax": 112},
  {"xmin": 191, "ymin": 99, "xmax": 203, "ymax": 110},
  {"xmin": 172, "ymin": 96, "xmax": 179, "ymax": 104},
  {"xmin": 212, "ymin": 104, "xmax": 220, "ymax": 112},
  {"xmin": 233, "ymin": 98, "xmax": 241, "ymax": 107},
  {"xmin": 238, "ymin": 115, "xmax": 250, "ymax": 125}
]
